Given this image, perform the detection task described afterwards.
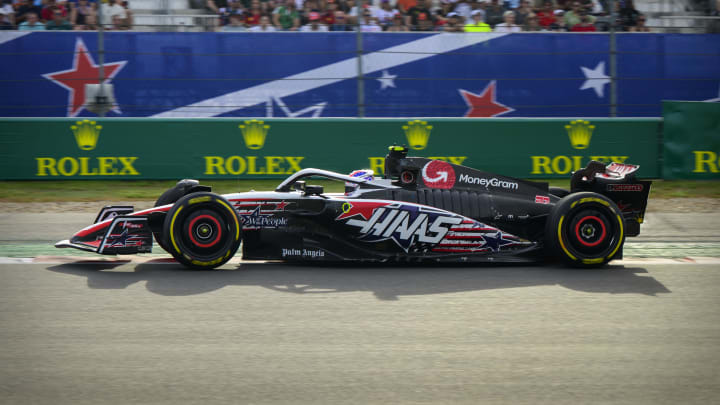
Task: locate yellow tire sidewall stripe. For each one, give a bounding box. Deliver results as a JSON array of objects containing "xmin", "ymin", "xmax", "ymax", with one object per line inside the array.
[{"xmin": 169, "ymin": 205, "xmax": 184, "ymax": 255}]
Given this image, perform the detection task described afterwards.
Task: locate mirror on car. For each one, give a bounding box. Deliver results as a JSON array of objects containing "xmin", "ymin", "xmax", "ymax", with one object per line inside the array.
[
  {"xmin": 304, "ymin": 185, "xmax": 324, "ymax": 196},
  {"xmin": 293, "ymin": 181, "xmax": 306, "ymax": 192}
]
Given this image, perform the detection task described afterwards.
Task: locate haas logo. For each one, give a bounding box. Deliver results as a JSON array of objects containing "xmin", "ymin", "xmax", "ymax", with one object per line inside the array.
[{"xmin": 422, "ymin": 160, "xmax": 455, "ymax": 189}]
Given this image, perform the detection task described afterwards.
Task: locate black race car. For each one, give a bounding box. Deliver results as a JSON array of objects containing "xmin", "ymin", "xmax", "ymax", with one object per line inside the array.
[{"xmin": 56, "ymin": 146, "xmax": 651, "ymax": 268}]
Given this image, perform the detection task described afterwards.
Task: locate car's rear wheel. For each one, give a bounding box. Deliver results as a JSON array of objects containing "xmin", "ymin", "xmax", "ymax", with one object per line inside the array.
[
  {"xmin": 545, "ymin": 192, "xmax": 624, "ymax": 267},
  {"xmin": 162, "ymin": 192, "xmax": 241, "ymax": 269}
]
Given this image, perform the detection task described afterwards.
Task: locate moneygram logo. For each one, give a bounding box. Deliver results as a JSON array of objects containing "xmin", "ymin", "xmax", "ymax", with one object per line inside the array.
[
  {"xmin": 239, "ymin": 119, "xmax": 269, "ymax": 150},
  {"xmin": 422, "ymin": 160, "xmax": 455, "ymax": 189},
  {"xmin": 565, "ymin": 119, "xmax": 595, "ymax": 150},
  {"xmin": 403, "ymin": 120, "xmax": 432, "ymax": 150},
  {"xmin": 71, "ymin": 119, "xmax": 101, "ymax": 150}
]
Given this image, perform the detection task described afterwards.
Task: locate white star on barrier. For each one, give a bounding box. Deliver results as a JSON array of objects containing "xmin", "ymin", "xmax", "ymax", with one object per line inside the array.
[
  {"xmin": 377, "ymin": 70, "xmax": 397, "ymax": 90},
  {"xmin": 579, "ymin": 61, "xmax": 610, "ymax": 98}
]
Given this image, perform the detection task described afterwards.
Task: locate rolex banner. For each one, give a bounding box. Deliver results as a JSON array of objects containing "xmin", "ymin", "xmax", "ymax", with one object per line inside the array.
[
  {"xmin": 0, "ymin": 118, "xmax": 660, "ymax": 180},
  {"xmin": 662, "ymin": 101, "xmax": 720, "ymax": 180}
]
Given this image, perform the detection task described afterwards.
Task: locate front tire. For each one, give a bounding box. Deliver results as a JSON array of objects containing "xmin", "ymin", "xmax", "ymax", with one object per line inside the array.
[
  {"xmin": 545, "ymin": 192, "xmax": 625, "ymax": 267},
  {"xmin": 163, "ymin": 192, "xmax": 241, "ymax": 269}
]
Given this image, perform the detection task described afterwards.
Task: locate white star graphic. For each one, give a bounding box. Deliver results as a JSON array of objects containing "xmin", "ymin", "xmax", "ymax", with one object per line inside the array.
[
  {"xmin": 377, "ymin": 70, "xmax": 397, "ymax": 90},
  {"xmin": 579, "ymin": 61, "xmax": 610, "ymax": 98},
  {"xmin": 703, "ymin": 84, "xmax": 720, "ymax": 102}
]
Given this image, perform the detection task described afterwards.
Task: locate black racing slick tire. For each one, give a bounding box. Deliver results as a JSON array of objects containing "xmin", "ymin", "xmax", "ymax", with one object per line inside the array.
[
  {"xmin": 545, "ymin": 192, "xmax": 625, "ymax": 268},
  {"xmin": 153, "ymin": 179, "xmax": 210, "ymax": 254},
  {"xmin": 162, "ymin": 192, "xmax": 241, "ymax": 269}
]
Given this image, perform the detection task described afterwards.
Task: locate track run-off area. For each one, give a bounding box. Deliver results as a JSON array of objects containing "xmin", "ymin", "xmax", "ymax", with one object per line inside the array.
[{"xmin": 1, "ymin": 209, "xmax": 719, "ymax": 404}]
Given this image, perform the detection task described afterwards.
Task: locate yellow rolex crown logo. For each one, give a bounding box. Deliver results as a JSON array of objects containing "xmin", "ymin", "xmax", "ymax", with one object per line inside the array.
[
  {"xmin": 70, "ymin": 119, "xmax": 102, "ymax": 151},
  {"xmin": 565, "ymin": 119, "xmax": 595, "ymax": 150},
  {"xmin": 239, "ymin": 119, "xmax": 269, "ymax": 150},
  {"xmin": 403, "ymin": 120, "xmax": 432, "ymax": 150}
]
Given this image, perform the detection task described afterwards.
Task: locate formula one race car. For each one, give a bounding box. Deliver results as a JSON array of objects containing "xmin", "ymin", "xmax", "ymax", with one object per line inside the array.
[{"xmin": 56, "ymin": 146, "xmax": 651, "ymax": 268}]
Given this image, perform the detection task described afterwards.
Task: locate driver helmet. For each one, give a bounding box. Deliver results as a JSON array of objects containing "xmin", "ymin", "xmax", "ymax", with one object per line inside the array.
[{"xmin": 345, "ymin": 169, "xmax": 374, "ymax": 195}]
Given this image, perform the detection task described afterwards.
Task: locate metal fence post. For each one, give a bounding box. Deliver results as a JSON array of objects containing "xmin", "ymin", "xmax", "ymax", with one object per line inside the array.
[
  {"xmin": 609, "ymin": 0, "xmax": 617, "ymax": 117},
  {"xmin": 356, "ymin": 22, "xmax": 365, "ymax": 118}
]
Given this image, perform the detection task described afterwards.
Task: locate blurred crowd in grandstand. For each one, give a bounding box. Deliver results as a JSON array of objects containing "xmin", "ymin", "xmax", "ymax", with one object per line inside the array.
[
  {"xmin": 2, "ymin": 0, "xmax": 133, "ymax": 30},
  {"xmin": 0, "ymin": 0, "xmax": 717, "ymax": 32}
]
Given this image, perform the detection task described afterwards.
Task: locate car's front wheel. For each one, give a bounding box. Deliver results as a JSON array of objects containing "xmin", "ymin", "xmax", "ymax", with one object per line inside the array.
[{"xmin": 162, "ymin": 192, "xmax": 241, "ymax": 269}]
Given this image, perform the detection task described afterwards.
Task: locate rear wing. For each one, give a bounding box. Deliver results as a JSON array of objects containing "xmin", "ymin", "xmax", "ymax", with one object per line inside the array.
[{"xmin": 571, "ymin": 161, "xmax": 652, "ymax": 237}]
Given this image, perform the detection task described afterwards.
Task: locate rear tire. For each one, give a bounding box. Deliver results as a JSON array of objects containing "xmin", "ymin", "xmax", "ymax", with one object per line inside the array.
[
  {"xmin": 545, "ymin": 192, "xmax": 625, "ymax": 267},
  {"xmin": 163, "ymin": 192, "xmax": 241, "ymax": 269}
]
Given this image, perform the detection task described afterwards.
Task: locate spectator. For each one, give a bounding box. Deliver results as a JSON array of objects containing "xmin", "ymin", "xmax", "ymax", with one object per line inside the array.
[
  {"xmin": 523, "ymin": 12, "xmax": 542, "ymax": 30},
  {"xmin": 619, "ymin": 0, "xmax": 640, "ymax": 30},
  {"xmin": 564, "ymin": 2, "xmax": 595, "ymax": 28},
  {"xmin": 100, "ymin": 0, "xmax": 126, "ymax": 28},
  {"xmin": 549, "ymin": 9, "xmax": 567, "ymax": 30},
  {"xmin": 0, "ymin": 2, "xmax": 14, "ymax": 29},
  {"xmin": 70, "ymin": 0, "xmax": 95, "ymax": 28},
  {"xmin": 494, "ymin": 10, "xmax": 521, "ymax": 31},
  {"xmin": 273, "ymin": 0, "xmax": 300, "ymax": 30},
  {"xmin": 249, "ymin": 14, "xmax": 277, "ymax": 30},
  {"xmin": 628, "ymin": 13, "xmax": 649, "ymax": 31},
  {"xmin": 443, "ymin": 11, "xmax": 465, "ymax": 32},
  {"xmin": 41, "ymin": 0, "xmax": 67, "ymax": 22},
  {"xmin": 454, "ymin": 0, "xmax": 472, "ymax": 21},
  {"xmin": 406, "ymin": 0, "xmax": 434, "ymax": 31},
  {"xmin": 330, "ymin": 9, "xmax": 352, "ymax": 30},
  {"xmin": 321, "ymin": 0, "xmax": 337, "ymax": 26},
  {"xmin": 570, "ymin": 13, "xmax": 596, "ymax": 31},
  {"xmin": 396, "ymin": 0, "xmax": 417, "ymax": 13},
  {"xmin": 18, "ymin": 11, "xmax": 44, "ymax": 29},
  {"xmin": 206, "ymin": 0, "xmax": 228, "ymax": 14},
  {"xmin": 484, "ymin": 0, "xmax": 504, "ymax": 27},
  {"xmin": 376, "ymin": 0, "xmax": 398, "ymax": 29},
  {"xmin": 536, "ymin": 1, "xmax": 555, "ymax": 28},
  {"xmin": 221, "ymin": 13, "xmax": 247, "ymax": 30},
  {"xmin": 386, "ymin": 12, "xmax": 408, "ymax": 30},
  {"xmin": 46, "ymin": 7, "xmax": 72, "ymax": 29},
  {"xmin": 245, "ymin": 0, "xmax": 262, "ymax": 25},
  {"xmin": 514, "ymin": 0, "xmax": 532, "ymax": 25},
  {"xmin": 349, "ymin": 0, "xmax": 378, "ymax": 25},
  {"xmin": 300, "ymin": 11, "xmax": 328, "ymax": 30},
  {"xmin": 464, "ymin": 8, "xmax": 490, "ymax": 31},
  {"xmin": 15, "ymin": 0, "xmax": 42, "ymax": 24},
  {"xmin": 120, "ymin": 1, "xmax": 133, "ymax": 29},
  {"xmin": 360, "ymin": 13, "xmax": 382, "ymax": 31},
  {"xmin": 467, "ymin": 0, "xmax": 486, "ymax": 22},
  {"xmin": 73, "ymin": 12, "xmax": 98, "ymax": 29}
]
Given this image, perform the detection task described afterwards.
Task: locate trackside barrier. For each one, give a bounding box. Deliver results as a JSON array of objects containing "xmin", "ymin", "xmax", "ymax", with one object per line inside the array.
[
  {"xmin": 662, "ymin": 101, "xmax": 720, "ymax": 180},
  {"xmin": 0, "ymin": 118, "xmax": 661, "ymax": 180}
]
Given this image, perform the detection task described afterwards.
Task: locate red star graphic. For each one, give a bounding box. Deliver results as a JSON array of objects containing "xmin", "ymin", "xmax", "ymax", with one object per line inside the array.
[
  {"xmin": 275, "ymin": 201, "xmax": 289, "ymax": 211},
  {"xmin": 43, "ymin": 38, "xmax": 126, "ymax": 117},
  {"xmin": 336, "ymin": 202, "xmax": 386, "ymax": 221},
  {"xmin": 459, "ymin": 81, "xmax": 514, "ymax": 117}
]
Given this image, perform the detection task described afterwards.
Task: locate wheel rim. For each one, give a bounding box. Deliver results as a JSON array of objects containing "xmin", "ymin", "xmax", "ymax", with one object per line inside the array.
[
  {"xmin": 178, "ymin": 208, "xmax": 231, "ymax": 258},
  {"xmin": 573, "ymin": 215, "xmax": 607, "ymax": 247},
  {"xmin": 563, "ymin": 206, "xmax": 618, "ymax": 259},
  {"xmin": 187, "ymin": 213, "xmax": 222, "ymax": 248}
]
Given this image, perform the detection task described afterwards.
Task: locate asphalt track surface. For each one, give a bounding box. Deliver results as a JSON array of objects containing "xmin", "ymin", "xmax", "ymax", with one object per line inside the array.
[{"xmin": 1, "ymin": 211, "xmax": 720, "ymax": 404}]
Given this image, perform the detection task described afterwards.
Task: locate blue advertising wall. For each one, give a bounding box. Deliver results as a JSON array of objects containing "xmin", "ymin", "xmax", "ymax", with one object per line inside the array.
[{"xmin": 1, "ymin": 31, "xmax": 718, "ymax": 118}]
